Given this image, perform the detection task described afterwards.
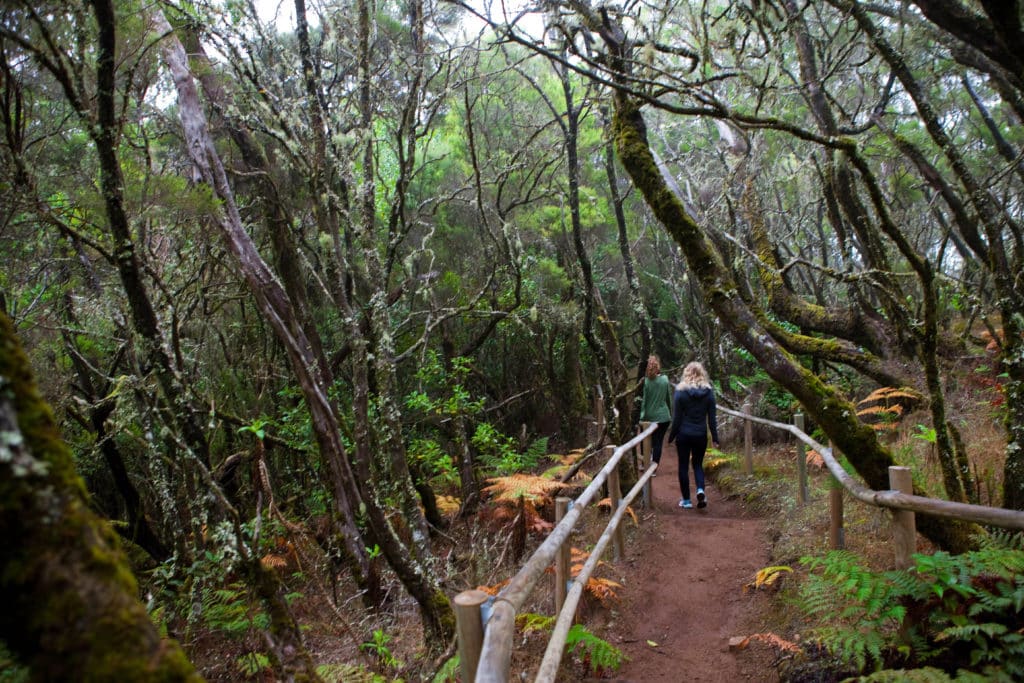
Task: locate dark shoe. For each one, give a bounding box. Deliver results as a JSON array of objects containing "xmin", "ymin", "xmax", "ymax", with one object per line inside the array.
[{"xmin": 697, "ymin": 489, "xmax": 707, "ymax": 508}]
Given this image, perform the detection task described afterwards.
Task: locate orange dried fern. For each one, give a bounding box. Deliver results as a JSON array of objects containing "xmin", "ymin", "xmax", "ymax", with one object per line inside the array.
[
  {"xmin": 856, "ymin": 386, "xmax": 920, "ymax": 429},
  {"xmin": 476, "ymin": 578, "xmax": 510, "ymax": 596},
  {"xmin": 596, "ymin": 497, "xmax": 639, "ymax": 525},
  {"xmin": 858, "ymin": 386, "xmax": 921, "ymax": 405},
  {"xmin": 546, "ymin": 547, "xmax": 623, "ymax": 607},
  {"xmin": 482, "ymin": 473, "xmax": 565, "ymax": 504},
  {"xmin": 732, "ymin": 632, "xmax": 802, "ymax": 654}
]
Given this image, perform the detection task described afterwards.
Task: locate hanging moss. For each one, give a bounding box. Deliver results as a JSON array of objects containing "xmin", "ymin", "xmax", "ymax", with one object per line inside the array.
[{"xmin": 0, "ymin": 311, "xmax": 203, "ymax": 682}]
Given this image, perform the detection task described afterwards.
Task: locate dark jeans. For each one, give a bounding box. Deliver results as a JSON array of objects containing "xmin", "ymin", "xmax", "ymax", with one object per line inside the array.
[
  {"xmin": 651, "ymin": 421, "xmax": 670, "ymax": 464},
  {"xmin": 676, "ymin": 433, "xmax": 707, "ymax": 500}
]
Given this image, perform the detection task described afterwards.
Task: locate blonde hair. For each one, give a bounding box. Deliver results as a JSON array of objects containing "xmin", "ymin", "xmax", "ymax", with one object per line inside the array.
[
  {"xmin": 645, "ymin": 355, "xmax": 661, "ymax": 380},
  {"xmin": 678, "ymin": 361, "xmax": 712, "ymax": 390}
]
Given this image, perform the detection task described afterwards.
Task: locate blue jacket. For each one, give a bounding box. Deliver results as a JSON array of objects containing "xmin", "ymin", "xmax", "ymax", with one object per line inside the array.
[{"xmin": 669, "ymin": 386, "xmax": 719, "ymax": 443}]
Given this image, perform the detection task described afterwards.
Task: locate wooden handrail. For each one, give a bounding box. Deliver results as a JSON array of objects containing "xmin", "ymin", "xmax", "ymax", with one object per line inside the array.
[
  {"xmin": 473, "ymin": 422, "xmax": 660, "ymax": 682},
  {"xmin": 459, "ymin": 403, "xmax": 1024, "ymax": 683},
  {"xmin": 534, "ymin": 461, "xmax": 657, "ymax": 682},
  {"xmin": 718, "ymin": 405, "xmax": 1024, "ymax": 531}
]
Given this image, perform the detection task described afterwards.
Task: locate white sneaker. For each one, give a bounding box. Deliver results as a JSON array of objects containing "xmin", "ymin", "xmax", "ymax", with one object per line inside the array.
[
  {"xmin": 679, "ymin": 499, "xmax": 693, "ymax": 509},
  {"xmin": 697, "ymin": 489, "xmax": 707, "ymax": 508}
]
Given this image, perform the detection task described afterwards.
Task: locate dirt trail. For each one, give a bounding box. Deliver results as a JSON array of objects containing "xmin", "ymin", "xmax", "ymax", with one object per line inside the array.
[{"xmin": 605, "ymin": 443, "xmax": 780, "ymax": 682}]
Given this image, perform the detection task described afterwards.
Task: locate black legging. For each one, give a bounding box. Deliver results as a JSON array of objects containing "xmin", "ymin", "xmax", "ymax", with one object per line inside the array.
[
  {"xmin": 651, "ymin": 421, "xmax": 670, "ymax": 464},
  {"xmin": 676, "ymin": 433, "xmax": 707, "ymax": 500}
]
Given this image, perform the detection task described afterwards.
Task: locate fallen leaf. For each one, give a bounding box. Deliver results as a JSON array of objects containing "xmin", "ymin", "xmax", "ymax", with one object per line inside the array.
[{"xmin": 646, "ymin": 640, "xmax": 659, "ymax": 648}]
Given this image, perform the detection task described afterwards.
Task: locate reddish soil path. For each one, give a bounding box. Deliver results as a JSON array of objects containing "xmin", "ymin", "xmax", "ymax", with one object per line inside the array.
[{"xmin": 606, "ymin": 443, "xmax": 780, "ymax": 682}]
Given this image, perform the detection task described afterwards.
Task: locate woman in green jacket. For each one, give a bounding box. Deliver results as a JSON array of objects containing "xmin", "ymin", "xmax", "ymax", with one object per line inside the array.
[{"xmin": 639, "ymin": 355, "xmax": 673, "ymax": 466}]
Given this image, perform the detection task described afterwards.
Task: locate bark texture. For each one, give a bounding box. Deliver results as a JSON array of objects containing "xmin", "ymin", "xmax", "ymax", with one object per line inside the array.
[{"xmin": 0, "ymin": 310, "xmax": 202, "ymax": 682}]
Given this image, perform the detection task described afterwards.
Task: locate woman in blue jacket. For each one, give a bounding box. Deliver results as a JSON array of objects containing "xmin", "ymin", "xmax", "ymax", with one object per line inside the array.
[{"xmin": 668, "ymin": 362, "xmax": 720, "ymax": 509}]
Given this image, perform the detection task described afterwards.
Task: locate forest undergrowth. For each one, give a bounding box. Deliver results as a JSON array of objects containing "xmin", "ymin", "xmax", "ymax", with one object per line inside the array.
[
  {"xmin": 1, "ymin": 365, "xmax": 1016, "ymax": 683},
  {"xmin": 157, "ymin": 361, "xmax": 1018, "ymax": 683},
  {"xmin": 712, "ymin": 364, "xmax": 1022, "ymax": 683}
]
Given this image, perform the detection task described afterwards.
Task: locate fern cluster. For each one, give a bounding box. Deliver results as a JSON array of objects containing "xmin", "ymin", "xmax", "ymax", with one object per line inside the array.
[
  {"xmin": 200, "ymin": 582, "xmax": 270, "ymax": 635},
  {"xmin": 564, "ymin": 624, "xmax": 626, "ymax": 677},
  {"xmin": 513, "ymin": 614, "xmax": 625, "ymax": 677},
  {"xmin": 799, "ymin": 534, "xmax": 1024, "ymax": 679},
  {"xmin": 800, "ymin": 551, "xmax": 904, "ymax": 671}
]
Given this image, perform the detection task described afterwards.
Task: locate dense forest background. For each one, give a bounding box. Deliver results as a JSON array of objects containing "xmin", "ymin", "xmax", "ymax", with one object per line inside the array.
[{"xmin": 1, "ymin": 0, "xmax": 1022, "ymax": 680}]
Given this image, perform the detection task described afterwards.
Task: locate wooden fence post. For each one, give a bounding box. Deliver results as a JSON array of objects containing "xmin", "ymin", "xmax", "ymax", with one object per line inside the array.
[
  {"xmin": 639, "ymin": 421, "xmax": 652, "ymax": 508},
  {"xmin": 454, "ymin": 589, "xmax": 490, "ymax": 683},
  {"xmin": 794, "ymin": 413, "xmax": 808, "ymax": 504},
  {"xmin": 554, "ymin": 497, "xmax": 570, "ymax": 614},
  {"xmin": 829, "ymin": 486, "xmax": 844, "ymax": 549},
  {"xmin": 829, "ymin": 441, "xmax": 844, "ymax": 549},
  {"xmin": 890, "ymin": 466, "xmax": 916, "ymax": 569},
  {"xmin": 606, "ymin": 445, "xmax": 624, "ymax": 561},
  {"xmin": 742, "ymin": 401, "xmax": 753, "ymax": 475}
]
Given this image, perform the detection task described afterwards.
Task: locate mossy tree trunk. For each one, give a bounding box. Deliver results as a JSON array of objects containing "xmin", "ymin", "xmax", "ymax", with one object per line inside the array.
[
  {"xmin": 783, "ymin": 0, "xmax": 977, "ymax": 506},
  {"xmin": 56, "ymin": 277, "xmax": 170, "ymax": 561},
  {"xmin": 607, "ymin": 91, "xmax": 980, "ymax": 552},
  {"xmin": 547, "ymin": 59, "xmax": 633, "ymax": 455},
  {"xmin": 604, "ymin": 110, "xmax": 653, "ymax": 426},
  {"xmin": 0, "ymin": 310, "xmax": 202, "ymax": 682},
  {"xmin": 6, "ymin": 0, "xmax": 213, "ymax": 567},
  {"xmin": 153, "ymin": 8, "xmax": 380, "ymax": 609},
  {"xmin": 827, "ymin": 0, "xmax": 1022, "ymax": 509},
  {"xmin": 349, "ymin": 0, "xmax": 454, "ymax": 644}
]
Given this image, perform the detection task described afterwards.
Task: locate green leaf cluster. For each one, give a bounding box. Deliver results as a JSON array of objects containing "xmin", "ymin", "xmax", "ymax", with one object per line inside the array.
[
  {"xmin": 201, "ymin": 583, "xmax": 270, "ymax": 636},
  {"xmin": 799, "ymin": 535, "xmax": 1024, "ymax": 678},
  {"xmin": 359, "ymin": 628, "xmax": 403, "ymax": 670},
  {"xmin": 316, "ymin": 662, "xmax": 391, "ymax": 683},
  {"xmin": 472, "ymin": 425, "xmax": 547, "ymax": 476},
  {"xmin": 800, "ymin": 551, "xmax": 901, "ymax": 671},
  {"xmin": 564, "ymin": 623, "xmax": 626, "ymax": 677}
]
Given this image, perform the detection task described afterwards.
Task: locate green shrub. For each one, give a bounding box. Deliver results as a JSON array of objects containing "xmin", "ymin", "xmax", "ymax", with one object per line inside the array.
[{"xmin": 799, "ymin": 534, "xmax": 1024, "ymax": 678}]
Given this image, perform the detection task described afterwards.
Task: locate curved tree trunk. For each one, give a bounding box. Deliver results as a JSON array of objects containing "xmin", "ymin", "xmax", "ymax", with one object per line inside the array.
[
  {"xmin": 831, "ymin": 0, "xmax": 1024, "ymax": 509},
  {"xmin": 57, "ymin": 280, "xmax": 170, "ymax": 561},
  {"xmin": 610, "ymin": 92, "xmax": 980, "ymax": 552},
  {"xmin": 350, "ymin": 0, "xmax": 452, "ymax": 641},
  {"xmin": 153, "ymin": 10, "xmax": 380, "ymax": 604},
  {"xmin": 604, "ymin": 112, "xmax": 652, "ymax": 424}
]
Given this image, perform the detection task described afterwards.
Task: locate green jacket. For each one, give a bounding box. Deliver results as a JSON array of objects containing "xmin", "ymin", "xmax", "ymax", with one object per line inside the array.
[{"xmin": 639, "ymin": 374, "xmax": 673, "ymax": 423}]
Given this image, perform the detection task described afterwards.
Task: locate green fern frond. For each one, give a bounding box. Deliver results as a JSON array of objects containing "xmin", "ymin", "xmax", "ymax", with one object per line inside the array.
[
  {"xmin": 524, "ymin": 437, "xmax": 550, "ymax": 466},
  {"xmin": 979, "ymin": 529, "xmax": 1024, "ymax": 552},
  {"xmin": 564, "ymin": 624, "xmax": 626, "ymax": 676},
  {"xmin": 853, "ymin": 667, "xmax": 956, "ymax": 682},
  {"xmin": 937, "ymin": 622, "xmax": 1008, "ymax": 641},
  {"xmin": 516, "ymin": 612, "xmax": 555, "ymax": 633},
  {"xmin": 801, "ymin": 545, "xmax": 1024, "ymax": 678}
]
